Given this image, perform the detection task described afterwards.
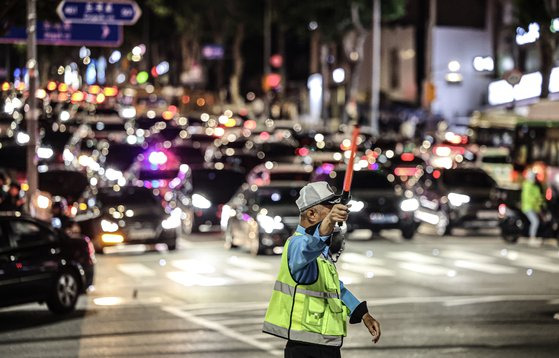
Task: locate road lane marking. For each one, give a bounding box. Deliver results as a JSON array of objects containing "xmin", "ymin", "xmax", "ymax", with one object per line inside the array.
[
  {"xmin": 497, "ymin": 250, "xmax": 559, "ymax": 273},
  {"xmin": 223, "ymin": 268, "xmax": 276, "ymax": 282},
  {"xmin": 399, "ymin": 262, "xmax": 456, "ymax": 276},
  {"xmin": 452, "ymin": 260, "xmax": 517, "ymax": 274},
  {"xmin": 339, "ymin": 263, "xmax": 395, "ymax": 277},
  {"xmin": 440, "ymin": 250, "xmax": 495, "ymax": 262},
  {"xmin": 544, "ymin": 251, "xmax": 559, "ymax": 260},
  {"xmin": 172, "ymin": 259, "xmax": 216, "ymax": 274},
  {"xmin": 117, "ymin": 263, "xmax": 156, "ymax": 277},
  {"xmin": 339, "ymin": 252, "xmax": 385, "ymax": 266},
  {"xmin": 162, "ymin": 306, "xmax": 282, "ymax": 356},
  {"xmin": 388, "ymin": 251, "xmax": 443, "ymax": 264},
  {"xmin": 227, "ymin": 256, "xmax": 273, "ymax": 270},
  {"xmin": 166, "ymin": 271, "xmax": 233, "ymax": 287}
]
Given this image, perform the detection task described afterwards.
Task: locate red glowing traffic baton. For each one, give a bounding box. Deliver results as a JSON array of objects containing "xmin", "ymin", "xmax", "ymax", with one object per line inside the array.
[{"xmin": 340, "ymin": 125, "xmax": 360, "ymax": 204}]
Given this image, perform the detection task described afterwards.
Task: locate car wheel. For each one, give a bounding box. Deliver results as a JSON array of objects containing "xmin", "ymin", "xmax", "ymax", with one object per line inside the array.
[
  {"xmin": 47, "ymin": 270, "xmax": 80, "ymax": 314},
  {"xmin": 167, "ymin": 239, "xmax": 178, "ymax": 251},
  {"xmin": 502, "ymin": 233, "xmax": 519, "ymax": 243},
  {"xmin": 401, "ymin": 226, "xmax": 415, "ymax": 240},
  {"xmin": 224, "ymin": 222, "xmax": 237, "ymax": 250}
]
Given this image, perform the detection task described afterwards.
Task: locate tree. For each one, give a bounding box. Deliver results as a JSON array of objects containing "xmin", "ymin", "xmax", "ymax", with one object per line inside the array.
[{"xmin": 513, "ymin": 0, "xmax": 559, "ymax": 98}]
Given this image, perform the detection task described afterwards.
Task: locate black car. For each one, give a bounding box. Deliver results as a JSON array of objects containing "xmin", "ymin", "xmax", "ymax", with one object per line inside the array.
[
  {"xmin": 313, "ymin": 166, "xmax": 419, "ymax": 239},
  {"xmin": 222, "ymin": 181, "xmax": 303, "ymax": 255},
  {"xmin": 415, "ymin": 167, "xmax": 499, "ymax": 236},
  {"xmin": 190, "ymin": 165, "xmax": 246, "ymax": 232},
  {"xmin": 0, "ymin": 214, "xmax": 95, "ymax": 314},
  {"xmin": 76, "ymin": 186, "xmax": 179, "ymax": 252}
]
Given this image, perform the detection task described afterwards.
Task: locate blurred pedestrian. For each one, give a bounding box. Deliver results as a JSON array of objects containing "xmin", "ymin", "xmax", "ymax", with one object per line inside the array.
[
  {"xmin": 0, "ymin": 182, "xmax": 25, "ymax": 212},
  {"xmin": 521, "ymin": 170, "xmax": 543, "ymax": 242},
  {"xmin": 263, "ymin": 181, "xmax": 381, "ymax": 357}
]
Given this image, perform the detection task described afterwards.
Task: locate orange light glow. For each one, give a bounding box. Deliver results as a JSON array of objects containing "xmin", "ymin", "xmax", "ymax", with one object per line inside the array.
[
  {"xmin": 244, "ymin": 119, "xmax": 256, "ymax": 130},
  {"xmin": 58, "ymin": 83, "xmax": 68, "ymax": 92},
  {"xmin": 2, "ymin": 82, "xmax": 11, "ymax": 91},
  {"xmin": 162, "ymin": 110, "xmax": 174, "ymax": 120},
  {"xmin": 224, "ymin": 118, "xmax": 237, "ymax": 127},
  {"xmin": 58, "ymin": 93, "xmax": 69, "ymax": 101},
  {"xmin": 196, "ymin": 98, "xmax": 206, "ymax": 107},
  {"xmin": 71, "ymin": 91, "xmax": 84, "ymax": 102},
  {"xmin": 96, "ymin": 93, "xmax": 106, "ymax": 103},
  {"xmin": 89, "ymin": 85, "xmax": 101, "ymax": 94},
  {"xmin": 16, "ymin": 82, "xmax": 25, "ymax": 91},
  {"xmin": 181, "ymin": 95, "xmax": 190, "ymax": 104},
  {"xmin": 103, "ymin": 86, "xmax": 118, "ymax": 97},
  {"xmin": 47, "ymin": 81, "xmax": 57, "ymax": 91}
]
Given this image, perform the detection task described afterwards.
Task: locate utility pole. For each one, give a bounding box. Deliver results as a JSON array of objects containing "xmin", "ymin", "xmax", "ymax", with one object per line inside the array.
[
  {"xmin": 263, "ymin": 0, "xmax": 271, "ymax": 118},
  {"xmin": 26, "ymin": 0, "xmax": 39, "ymax": 213},
  {"xmin": 369, "ymin": 0, "xmax": 381, "ymax": 135}
]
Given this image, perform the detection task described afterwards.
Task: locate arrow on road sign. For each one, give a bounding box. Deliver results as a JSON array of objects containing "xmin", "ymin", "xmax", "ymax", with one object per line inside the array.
[{"xmin": 57, "ymin": 0, "xmax": 142, "ymax": 26}]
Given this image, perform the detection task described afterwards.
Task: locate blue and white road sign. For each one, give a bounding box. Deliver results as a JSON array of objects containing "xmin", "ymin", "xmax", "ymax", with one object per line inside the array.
[
  {"xmin": 0, "ymin": 21, "xmax": 122, "ymax": 47},
  {"xmin": 57, "ymin": 0, "xmax": 142, "ymax": 25}
]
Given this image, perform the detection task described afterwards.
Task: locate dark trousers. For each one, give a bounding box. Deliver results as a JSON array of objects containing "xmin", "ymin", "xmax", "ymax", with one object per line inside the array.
[{"xmin": 284, "ymin": 340, "xmax": 341, "ymax": 358}]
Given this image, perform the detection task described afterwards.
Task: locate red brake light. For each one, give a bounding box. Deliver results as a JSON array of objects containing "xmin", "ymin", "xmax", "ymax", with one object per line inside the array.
[
  {"xmin": 498, "ymin": 203, "xmax": 507, "ymax": 217},
  {"xmin": 401, "ymin": 153, "xmax": 414, "ymax": 162}
]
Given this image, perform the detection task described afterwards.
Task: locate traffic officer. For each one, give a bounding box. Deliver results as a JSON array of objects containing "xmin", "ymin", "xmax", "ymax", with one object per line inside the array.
[{"xmin": 263, "ymin": 181, "xmax": 381, "ymax": 357}]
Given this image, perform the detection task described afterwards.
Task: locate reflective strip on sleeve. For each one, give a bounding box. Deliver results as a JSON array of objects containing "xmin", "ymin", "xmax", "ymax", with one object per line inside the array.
[
  {"xmin": 273, "ymin": 280, "xmax": 338, "ymax": 299},
  {"xmin": 263, "ymin": 322, "xmax": 343, "ymax": 346}
]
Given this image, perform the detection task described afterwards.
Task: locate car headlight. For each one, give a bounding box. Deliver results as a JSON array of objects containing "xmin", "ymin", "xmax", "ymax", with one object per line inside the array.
[
  {"xmin": 447, "ymin": 192, "xmax": 470, "ymax": 207},
  {"xmin": 400, "ymin": 198, "xmax": 419, "ymax": 212},
  {"xmin": 101, "ymin": 219, "xmax": 119, "ymax": 232},
  {"xmin": 348, "ymin": 199, "xmax": 365, "ymax": 212},
  {"xmin": 257, "ymin": 214, "xmax": 285, "ymax": 234},
  {"xmin": 220, "ymin": 204, "xmax": 235, "ymax": 231},
  {"xmin": 192, "ymin": 193, "xmax": 212, "ymax": 209},
  {"xmin": 162, "ymin": 208, "xmax": 182, "ymax": 230}
]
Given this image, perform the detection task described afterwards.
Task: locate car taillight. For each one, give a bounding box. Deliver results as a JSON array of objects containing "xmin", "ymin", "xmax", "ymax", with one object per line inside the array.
[{"xmin": 85, "ymin": 236, "xmax": 96, "ymax": 263}]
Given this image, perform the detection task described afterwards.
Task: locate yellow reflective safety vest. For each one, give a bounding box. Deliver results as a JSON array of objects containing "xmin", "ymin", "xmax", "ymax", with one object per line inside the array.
[{"xmin": 262, "ymin": 232, "xmax": 349, "ymax": 346}]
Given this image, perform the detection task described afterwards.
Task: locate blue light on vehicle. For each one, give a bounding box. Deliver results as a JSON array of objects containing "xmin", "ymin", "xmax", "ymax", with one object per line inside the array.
[{"xmin": 151, "ymin": 180, "xmax": 160, "ymax": 189}]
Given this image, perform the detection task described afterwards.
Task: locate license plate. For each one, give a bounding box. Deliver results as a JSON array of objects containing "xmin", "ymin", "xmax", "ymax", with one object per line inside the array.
[
  {"xmin": 128, "ymin": 229, "xmax": 156, "ymax": 240},
  {"xmin": 369, "ymin": 213, "xmax": 399, "ymax": 224},
  {"xmin": 477, "ymin": 210, "xmax": 499, "ymax": 219}
]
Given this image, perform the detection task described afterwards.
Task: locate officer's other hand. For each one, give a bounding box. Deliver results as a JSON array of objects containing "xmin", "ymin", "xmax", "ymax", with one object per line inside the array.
[{"xmin": 363, "ymin": 313, "xmax": 381, "ymax": 344}]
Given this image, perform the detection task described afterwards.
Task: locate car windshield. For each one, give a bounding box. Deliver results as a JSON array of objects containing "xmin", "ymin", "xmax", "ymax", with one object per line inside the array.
[
  {"xmin": 192, "ymin": 169, "xmax": 245, "ymax": 203},
  {"xmin": 256, "ymin": 186, "xmax": 301, "ymax": 206},
  {"xmin": 442, "ymin": 169, "xmax": 495, "ymax": 188},
  {"xmin": 97, "ymin": 187, "xmax": 160, "ymax": 207},
  {"xmin": 334, "ymin": 170, "xmax": 393, "ymax": 190},
  {"xmin": 139, "ymin": 169, "xmax": 179, "ymax": 181}
]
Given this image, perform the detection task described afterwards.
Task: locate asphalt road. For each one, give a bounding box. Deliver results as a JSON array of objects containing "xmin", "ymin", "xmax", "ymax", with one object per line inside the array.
[{"xmin": 1, "ymin": 227, "xmax": 559, "ymax": 358}]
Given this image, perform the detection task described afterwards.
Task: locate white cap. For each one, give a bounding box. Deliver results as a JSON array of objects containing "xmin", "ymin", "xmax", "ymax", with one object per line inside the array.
[{"xmin": 296, "ymin": 181, "xmax": 340, "ymax": 212}]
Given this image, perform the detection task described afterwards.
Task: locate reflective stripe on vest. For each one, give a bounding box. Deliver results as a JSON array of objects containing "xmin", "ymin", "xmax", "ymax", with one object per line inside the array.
[
  {"xmin": 274, "ymin": 280, "xmax": 339, "ymax": 299},
  {"xmin": 262, "ymin": 231, "xmax": 348, "ymax": 346},
  {"xmin": 262, "ymin": 321, "xmax": 343, "ymax": 346}
]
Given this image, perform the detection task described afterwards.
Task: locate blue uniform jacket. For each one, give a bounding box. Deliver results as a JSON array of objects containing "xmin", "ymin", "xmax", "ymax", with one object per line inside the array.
[{"xmin": 287, "ymin": 224, "xmax": 369, "ymax": 324}]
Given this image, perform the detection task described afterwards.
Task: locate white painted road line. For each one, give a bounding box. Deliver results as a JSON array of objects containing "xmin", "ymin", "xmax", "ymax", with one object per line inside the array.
[
  {"xmin": 340, "ymin": 262, "xmax": 396, "ymax": 277},
  {"xmin": 388, "ymin": 251, "xmax": 443, "ymax": 264},
  {"xmin": 166, "ymin": 271, "xmax": 234, "ymax": 287},
  {"xmin": 223, "ymin": 268, "xmax": 276, "ymax": 282},
  {"xmin": 398, "ymin": 262, "xmax": 456, "ymax": 276},
  {"xmin": 498, "ymin": 250, "xmax": 559, "ymax": 273},
  {"xmin": 172, "ymin": 259, "xmax": 216, "ymax": 274},
  {"xmin": 440, "ymin": 250, "xmax": 495, "ymax": 263},
  {"xmin": 117, "ymin": 263, "xmax": 156, "ymax": 277},
  {"xmin": 453, "ymin": 260, "xmax": 517, "ymax": 274},
  {"xmin": 339, "ymin": 252, "xmax": 386, "ymax": 266},
  {"xmin": 162, "ymin": 306, "xmax": 283, "ymax": 356},
  {"xmin": 227, "ymin": 256, "xmax": 273, "ymax": 270}
]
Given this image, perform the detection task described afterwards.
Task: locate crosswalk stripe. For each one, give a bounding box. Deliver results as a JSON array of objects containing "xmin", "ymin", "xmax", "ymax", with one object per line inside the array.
[
  {"xmin": 227, "ymin": 256, "xmax": 273, "ymax": 270},
  {"xmin": 440, "ymin": 250, "xmax": 494, "ymax": 262},
  {"xmin": 339, "ymin": 252, "xmax": 385, "ymax": 266},
  {"xmin": 543, "ymin": 251, "xmax": 559, "ymax": 260},
  {"xmin": 399, "ymin": 262, "xmax": 456, "ymax": 276},
  {"xmin": 338, "ymin": 272, "xmax": 363, "ymax": 284},
  {"xmin": 453, "ymin": 260, "xmax": 517, "ymax": 274},
  {"xmin": 340, "ymin": 262, "xmax": 395, "ymax": 277},
  {"xmin": 388, "ymin": 251, "xmax": 443, "ymax": 264},
  {"xmin": 497, "ymin": 250, "xmax": 559, "ymax": 273},
  {"xmin": 172, "ymin": 259, "xmax": 216, "ymax": 274},
  {"xmin": 117, "ymin": 263, "xmax": 156, "ymax": 277},
  {"xmin": 223, "ymin": 268, "xmax": 276, "ymax": 282},
  {"xmin": 166, "ymin": 271, "xmax": 234, "ymax": 287}
]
